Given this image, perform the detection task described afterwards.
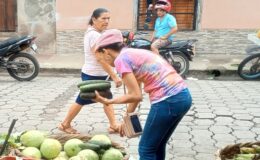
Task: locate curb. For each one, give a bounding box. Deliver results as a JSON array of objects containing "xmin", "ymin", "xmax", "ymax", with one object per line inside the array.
[
  {"xmin": 39, "ymin": 67, "xmax": 239, "ymax": 75},
  {"xmin": 40, "ymin": 68, "xmax": 81, "ymax": 74},
  {"xmin": 39, "ymin": 68, "xmax": 242, "ymax": 81},
  {"xmin": 0, "ymin": 68, "xmax": 242, "ymax": 80}
]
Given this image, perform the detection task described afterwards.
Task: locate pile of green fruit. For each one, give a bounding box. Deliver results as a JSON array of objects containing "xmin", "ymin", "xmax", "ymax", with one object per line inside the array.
[
  {"xmin": 77, "ymin": 80, "xmax": 112, "ymax": 100},
  {"xmin": 230, "ymin": 145, "xmax": 260, "ymax": 160},
  {"xmin": 0, "ymin": 130, "xmax": 125, "ymax": 160}
]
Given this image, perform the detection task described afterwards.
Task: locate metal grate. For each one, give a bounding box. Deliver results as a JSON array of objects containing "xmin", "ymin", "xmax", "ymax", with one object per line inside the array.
[{"xmin": 137, "ymin": 0, "xmax": 197, "ymax": 31}]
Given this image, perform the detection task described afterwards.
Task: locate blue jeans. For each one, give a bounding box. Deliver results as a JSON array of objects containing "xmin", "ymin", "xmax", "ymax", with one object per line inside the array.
[
  {"xmin": 138, "ymin": 88, "xmax": 192, "ymax": 160},
  {"xmin": 75, "ymin": 73, "xmax": 108, "ymax": 105}
]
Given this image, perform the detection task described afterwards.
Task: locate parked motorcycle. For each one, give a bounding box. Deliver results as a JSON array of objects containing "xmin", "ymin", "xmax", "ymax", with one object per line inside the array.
[
  {"xmin": 122, "ymin": 31, "xmax": 197, "ymax": 76},
  {"xmin": 237, "ymin": 45, "xmax": 260, "ymax": 80},
  {"xmin": 0, "ymin": 35, "xmax": 39, "ymax": 81}
]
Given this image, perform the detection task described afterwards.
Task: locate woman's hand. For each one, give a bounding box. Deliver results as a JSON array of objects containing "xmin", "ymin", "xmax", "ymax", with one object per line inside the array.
[
  {"xmin": 93, "ymin": 90, "xmax": 110, "ymax": 105},
  {"xmin": 113, "ymin": 77, "xmax": 123, "ymax": 88},
  {"xmin": 118, "ymin": 122, "xmax": 126, "ymax": 137}
]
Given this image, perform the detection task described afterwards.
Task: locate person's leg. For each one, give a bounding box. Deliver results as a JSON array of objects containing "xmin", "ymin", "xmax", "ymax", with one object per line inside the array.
[
  {"xmin": 151, "ymin": 39, "xmax": 171, "ymax": 55},
  {"xmin": 138, "ymin": 100, "xmax": 173, "ymax": 160},
  {"xmin": 155, "ymin": 115, "xmax": 183, "ymax": 160},
  {"xmin": 59, "ymin": 90, "xmax": 94, "ymax": 134},
  {"xmin": 138, "ymin": 89, "xmax": 192, "ymax": 160},
  {"xmin": 151, "ymin": 40, "xmax": 160, "ymax": 55},
  {"xmin": 59, "ymin": 73, "xmax": 118, "ymax": 134},
  {"xmin": 59, "ymin": 73, "xmax": 100, "ymax": 133},
  {"xmin": 84, "ymin": 74, "xmax": 119, "ymax": 133},
  {"xmin": 59, "ymin": 102, "xmax": 83, "ymax": 134},
  {"xmin": 156, "ymin": 89, "xmax": 192, "ymax": 159},
  {"xmin": 103, "ymin": 104, "xmax": 118, "ymax": 133}
]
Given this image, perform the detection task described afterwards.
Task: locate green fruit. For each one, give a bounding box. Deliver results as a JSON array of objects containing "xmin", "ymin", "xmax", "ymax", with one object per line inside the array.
[
  {"xmin": 40, "ymin": 138, "xmax": 62, "ymax": 159},
  {"xmin": 89, "ymin": 134, "xmax": 112, "ymax": 150},
  {"xmin": 64, "ymin": 138, "xmax": 83, "ymax": 157},
  {"xmin": 78, "ymin": 149, "xmax": 99, "ymax": 160},
  {"xmin": 79, "ymin": 83, "xmax": 111, "ymax": 93},
  {"xmin": 90, "ymin": 134, "xmax": 111, "ymax": 145},
  {"xmin": 69, "ymin": 155, "xmax": 83, "ymax": 160},
  {"xmin": 20, "ymin": 130, "xmax": 45, "ymax": 148},
  {"xmin": 22, "ymin": 147, "xmax": 41, "ymax": 159},
  {"xmin": 79, "ymin": 142, "xmax": 101, "ymax": 152},
  {"xmin": 102, "ymin": 148, "xmax": 123, "ymax": 160},
  {"xmin": 77, "ymin": 80, "xmax": 110, "ymax": 88},
  {"xmin": 80, "ymin": 90, "xmax": 112, "ymax": 100},
  {"xmin": 54, "ymin": 151, "xmax": 69, "ymax": 160},
  {"xmin": 235, "ymin": 153, "xmax": 256, "ymax": 160},
  {"xmin": 252, "ymin": 145, "xmax": 260, "ymax": 153},
  {"xmin": 240, "ymin": 147, "xmax": 256, "ymax": 154}
]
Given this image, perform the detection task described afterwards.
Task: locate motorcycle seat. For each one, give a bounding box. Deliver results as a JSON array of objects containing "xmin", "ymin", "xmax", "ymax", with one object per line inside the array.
[
  {"xmin": 0, "ymin": 47, "xmax": 9, "ymax": 55},
  {"xmin": 164, "ymin": 40, "xmax": 189, "ymax": 49},
  {"xmin": 0, "ymin": 36, "xmax": 27, "ymax": 49}
]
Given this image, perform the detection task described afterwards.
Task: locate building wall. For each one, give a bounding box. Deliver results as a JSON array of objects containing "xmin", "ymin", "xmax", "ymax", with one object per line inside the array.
[
  {"xmin": 1, "ymin": 0, "xmax": 259, "ymax": 56},
  {"xmin": 138, "ymin": 29, "xmax": 256, "ymax": 55},
  {"xmin": 200, "ymin": 0, "xmax": 260, "ymax": 29},
  {"xmin": 18, "ymin": 0, "xmax": 56, "ymax": 54},
  {"xmin": 55, "ymin": 0, "xmax": 259, "ymax": 55},
  {"xmin": 195, "ymin": 0, "xmax": 259, "ymax": 55},
  {"xmin": 56, "ymin": 0, "xmax": 135, "ymax": 54},
  {"xmin": 56, "ymin": 0, "xmax": 135, "ymax": 31},
  {"xmin": 175, "ymin": 30, "xmax": 256, "ymax": 55}
]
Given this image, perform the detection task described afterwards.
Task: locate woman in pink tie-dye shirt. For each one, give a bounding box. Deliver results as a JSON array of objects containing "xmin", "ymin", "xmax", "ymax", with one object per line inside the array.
[{"xmin": 94, "ymin": 29, "xmax": 192, "ymax": 160}]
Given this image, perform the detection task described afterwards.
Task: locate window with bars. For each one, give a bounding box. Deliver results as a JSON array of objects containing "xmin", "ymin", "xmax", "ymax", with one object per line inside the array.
[
  {"xmin": 137, "ymin": 0, "xmax": 197, "ymax": 31},
  {"xmin": 0, "ymin": 0, "xmax": 17, "ymax": 32}
]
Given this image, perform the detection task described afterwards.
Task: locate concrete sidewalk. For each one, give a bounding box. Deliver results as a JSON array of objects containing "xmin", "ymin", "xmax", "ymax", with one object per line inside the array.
[{"xmin": 35, "ymin": 53, "xmax": 246, "ymax": 75}]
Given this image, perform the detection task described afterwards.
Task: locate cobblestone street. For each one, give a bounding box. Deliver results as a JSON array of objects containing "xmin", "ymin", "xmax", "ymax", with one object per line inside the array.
[{"xmin": 0, "ymin": 74, "xmax": 259, "ymax": 160}]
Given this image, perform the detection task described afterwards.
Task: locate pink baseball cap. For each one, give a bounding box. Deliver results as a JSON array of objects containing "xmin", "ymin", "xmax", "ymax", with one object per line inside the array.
[{"xmin": 95, "ymin": 29, "xmax": 123, "ymax": 51}]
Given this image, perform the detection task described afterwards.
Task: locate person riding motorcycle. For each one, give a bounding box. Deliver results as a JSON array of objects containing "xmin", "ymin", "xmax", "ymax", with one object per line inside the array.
[{"xmin": 151, "ymin": 0, "xmax": 178, "ymax": 54}]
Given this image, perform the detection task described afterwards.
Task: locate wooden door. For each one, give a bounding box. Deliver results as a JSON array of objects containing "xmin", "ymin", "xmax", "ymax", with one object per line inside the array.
[
  {"xmin": 172, "ymin": 0, "xmax": 196, "ymax": 30},
  {"xmin": 0, "ymin": 0, "xmax": 17, "ymax": 32},
  {"xmin": 137, "ymin": 0, "xmax": 197, "ymax": 31}
]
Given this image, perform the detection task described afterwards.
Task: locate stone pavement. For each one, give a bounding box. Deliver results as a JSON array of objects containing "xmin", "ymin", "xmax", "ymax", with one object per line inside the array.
[{"xmin": 0, "ymin": 74, "xmax": 259, "ymax": 160}]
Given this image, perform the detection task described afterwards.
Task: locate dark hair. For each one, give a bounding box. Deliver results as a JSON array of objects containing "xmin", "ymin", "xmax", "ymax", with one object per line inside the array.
[
  {"xmin": 98, "ymin": 42, "xmax": 125, "ymax": 53},
  {"xmin": 88, "ymin": 8, "xmax": 109, "ymax": 25}
]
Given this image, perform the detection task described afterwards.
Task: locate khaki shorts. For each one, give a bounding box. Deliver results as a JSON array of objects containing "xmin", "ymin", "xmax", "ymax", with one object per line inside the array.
[{"xmin": 151, "ymin": 38, "xmax": 172, "ymax": 49}]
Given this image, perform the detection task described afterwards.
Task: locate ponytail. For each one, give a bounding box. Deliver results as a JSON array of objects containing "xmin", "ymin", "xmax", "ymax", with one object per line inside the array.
[{"xmin": 88, "ymin": 8, "xmax": 109, "ymax": 26}]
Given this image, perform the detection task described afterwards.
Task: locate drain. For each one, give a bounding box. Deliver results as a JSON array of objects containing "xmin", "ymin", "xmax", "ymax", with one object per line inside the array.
[{"xmin": 211, "ymin": 70, "xmax": 221, "ymax": 77}]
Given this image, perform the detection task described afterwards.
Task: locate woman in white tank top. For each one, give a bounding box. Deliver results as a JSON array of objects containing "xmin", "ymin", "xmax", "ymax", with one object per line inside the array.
[{"xmin": 58, "ymin": 8, "xmax": 122, "ymax": 134}]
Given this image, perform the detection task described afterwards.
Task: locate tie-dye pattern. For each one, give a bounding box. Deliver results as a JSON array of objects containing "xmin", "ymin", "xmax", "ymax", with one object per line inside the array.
[{"xmin": 114, "ymin": 48, "xmax": 187, "ymax": 103}]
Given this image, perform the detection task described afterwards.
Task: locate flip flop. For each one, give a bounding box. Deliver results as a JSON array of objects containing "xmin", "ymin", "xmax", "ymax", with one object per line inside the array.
[{"xmin": 58, "ymin": 123, "xmax": 79, "ymax": 134}]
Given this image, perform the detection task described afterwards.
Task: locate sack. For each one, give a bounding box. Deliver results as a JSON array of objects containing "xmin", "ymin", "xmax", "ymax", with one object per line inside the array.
[{"xmin": 123, "ymin": 112, "xmax": 143, "ymax": 138}]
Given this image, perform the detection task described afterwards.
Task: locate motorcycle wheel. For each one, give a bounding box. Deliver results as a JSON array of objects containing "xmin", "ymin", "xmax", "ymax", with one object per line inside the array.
[
  {"xmin": 7, "ymin": 52, "xmax": 39, "ymax": 81},
  {"xmin": 238, "ymin": 53, "xmax": 260, "ymax": 80},
  {"xmin": 164, "ymin": 51, "xmax": 189, "ymax": 76}
]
